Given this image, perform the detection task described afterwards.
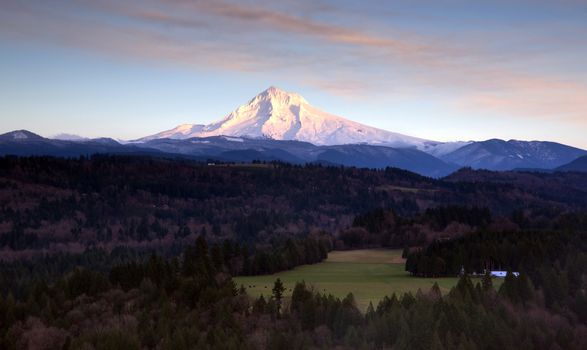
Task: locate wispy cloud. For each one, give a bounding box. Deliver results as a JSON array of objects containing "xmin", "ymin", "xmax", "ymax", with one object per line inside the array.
[
  {"xmin": 455, "ymin": 75, "xmax": 587, "ymax": 124},
  {"xmin": 1, "ymin": 0, "xmax": 586, "ymax": 124}
]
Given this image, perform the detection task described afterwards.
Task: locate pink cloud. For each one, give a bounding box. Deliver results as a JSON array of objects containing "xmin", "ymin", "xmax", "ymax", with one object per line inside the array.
[{"xmin": 0, "ymin": 0, "xmax": 586, "ymax": 125}]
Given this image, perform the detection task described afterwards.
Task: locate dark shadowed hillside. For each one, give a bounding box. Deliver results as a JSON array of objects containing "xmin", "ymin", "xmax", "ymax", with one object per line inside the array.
[
  {"xmin": 557, "ymin": 155, "xmax": 587, "ymax": 172},
  {"xmin": 1, "ymin": 156, "xmax": 587, "ymax": 258}
]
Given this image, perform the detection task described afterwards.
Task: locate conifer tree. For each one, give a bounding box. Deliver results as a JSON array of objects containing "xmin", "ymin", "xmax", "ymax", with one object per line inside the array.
[
  {"xmin": 291, "ymin": 281, "xmax": 311, "ymax": 312},
  {"xmin": 429, "ymin": 282, "xmax": 442, "ymax": 300},
  {"xmin": 272, "ymin": 278, "xmax": 285, "ymax": 315},
  {"xmin": 516, "ymin": 272, "xmax": 534, "ymax": 303},
  {"xmin": 481, "ymin": 270, "xmax": 493, "ymax": 292},
  {"xmin": 253, "ymin": 295, "xmax": 267, "ymax": 314},
  {"xmin": 365, "ymin": 302, "xmax": 375, "ymax": 321},
  {"xmin": 499, "ymin": 271, "xmax": 519, "ymax": 303}
]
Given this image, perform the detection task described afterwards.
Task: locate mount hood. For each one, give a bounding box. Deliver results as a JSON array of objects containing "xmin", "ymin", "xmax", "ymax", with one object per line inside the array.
[{"xmin": 143, "ymin": 86, "xmax": 434, "ymax": 149}]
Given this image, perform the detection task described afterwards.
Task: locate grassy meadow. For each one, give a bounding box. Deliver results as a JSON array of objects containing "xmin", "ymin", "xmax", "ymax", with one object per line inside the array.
[{"xmin": 235, "ymin": 249, "xmax": 502, "ymax": 311}]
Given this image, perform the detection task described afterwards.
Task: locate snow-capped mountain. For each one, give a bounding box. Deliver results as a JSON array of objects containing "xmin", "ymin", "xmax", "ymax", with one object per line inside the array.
[
  {"xmin": 4, "ymin": 88, "xmax": 586, "ymax": 175},
  {"xmin": 143, "ymin": 86, "xmax": 433, "ymax": 149}
]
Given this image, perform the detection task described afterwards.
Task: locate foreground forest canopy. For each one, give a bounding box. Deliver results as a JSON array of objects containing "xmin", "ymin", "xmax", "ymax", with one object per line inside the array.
[
  {"xmin": 0, "ymin": 156, "xmax": 586, "ymax": 349},
  {"xmin": 1, "ymin": 233, "xmax": 586, "ymax": 349}
]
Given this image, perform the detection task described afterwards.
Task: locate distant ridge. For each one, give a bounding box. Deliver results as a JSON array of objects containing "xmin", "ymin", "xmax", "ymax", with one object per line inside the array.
[
  {"xmin": 0, "ymin": 130, "xmax": 162, "ymax": 158},
  {"xmin": 52, "ymin": 133, "xmax": 89, "ymax": 141},
  {"xmin": 0, "ymin": 130, "xmax": 457, "ymax": 177},
  {"xmin": 0, "ymin": 130, "xmax": 45, "ymax": 141},
  {"xmin": 439, "ymin": 139, "xmax": 587, "ymax": 170},
  {"xmin": 556, "ymin": 155, "xmax": 587, "ymax": 172}
]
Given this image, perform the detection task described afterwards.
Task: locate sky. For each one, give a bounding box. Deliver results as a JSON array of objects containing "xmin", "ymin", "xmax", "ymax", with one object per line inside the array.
[{"xmin": 1, "ymin": 0, "xmax": 586, "ymax": 148}]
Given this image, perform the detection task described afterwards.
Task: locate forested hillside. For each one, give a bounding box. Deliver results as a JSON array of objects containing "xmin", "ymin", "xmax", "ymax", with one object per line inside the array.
[
  {"xmin": 1, "ymin": 156, "xmax": 587, "ymax": 258},
  {"xmin": 1, "ymin": 156, "xmax": 587, "ymax": 348}
]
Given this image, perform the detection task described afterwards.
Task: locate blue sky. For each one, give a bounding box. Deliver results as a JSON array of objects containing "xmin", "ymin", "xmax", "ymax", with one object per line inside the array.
[{"xmin": 1, "ymin": 0, "xmax": 586, "ymax": 147}]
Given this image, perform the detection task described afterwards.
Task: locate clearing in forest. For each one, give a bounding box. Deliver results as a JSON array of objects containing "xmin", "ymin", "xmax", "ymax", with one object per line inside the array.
[{"xmin": 235, "ymin": 249, "xmax": 499, "ymax": 311}]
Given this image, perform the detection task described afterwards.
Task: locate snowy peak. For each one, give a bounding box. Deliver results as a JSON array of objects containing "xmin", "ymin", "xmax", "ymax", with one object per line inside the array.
[
  {"xmin": 0, "ymin": 130, "xmax": 44, "ymax": 141},
  {"xmin": 143, "ymin": 86, "xmax": 432, "ymax": 149},
  {"xmin": 258, "ymin": 86, "xmax": 308, "ymax": 105},
  {"xmin": 205, "ymin": 86, "xmax": 309, "ymax": 141}
]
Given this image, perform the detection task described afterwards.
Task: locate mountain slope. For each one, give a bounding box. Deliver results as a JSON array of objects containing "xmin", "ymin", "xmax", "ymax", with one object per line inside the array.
[
  {"xmin": 139, "ymin": 136, "xmax": 457, "ymax": 177},
  {"xmin": 440, "ymin": 139, "xmax": 587, "ymax": 170},
  {"xmin": 0, "ymin": 130, "xmax": 457, "ymax": 177},
  {"xmin": 142, "ymin": 124, "xmax": 205, "ymax": 141},
  {"xmin": 556, "ymin": 155, "xmax": 587, "ymax": 172},
  {"xmin": 0, "ymin": 130, "xmax": 45, "ymax": 141},
  {"xmin": 143, "ymin": 86, "xmax": 434, "ymax": 149},
  {"xmin": 315, "ymin": 145, "xmax": 457, "ymax": 177}
]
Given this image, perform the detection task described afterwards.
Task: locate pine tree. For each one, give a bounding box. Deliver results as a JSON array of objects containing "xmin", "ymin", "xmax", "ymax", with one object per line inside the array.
[
  {"xmin": 291, "ymin": 281, "xmax": 311, "ymax": 312},
  {"xmin": 253, "ymin": 295, "xmax": 267, "ymax": 314},
  {"xmin": 481, "ymin": 270, "xmax": 493, "ymax": 292},
  {"xmin": 272, "ymin": 278, "xmax": 285, "ymax": 316},
  {"xmin": 429, "ymin": 282, "xmax": 442, "ymax": 300},
  {"xmin": 365, "ymin": 302, "xmax": 376, "ymax": 321},
  {"xmin": 499, "ymin": 271, "xmax": 519, "ymax": 303},
  {"xmin": 401, "ymin": 293, "xmax": 416, "ymax": 309},
  {"xmin": 516, "ymin": 272, "xmax": 534, "ymax": 303}
]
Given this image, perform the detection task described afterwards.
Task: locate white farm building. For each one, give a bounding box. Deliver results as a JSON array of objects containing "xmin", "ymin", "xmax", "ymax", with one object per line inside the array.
[{"xmin": 490, "ymin": 271, "xmax": 519, "ymax": 278}]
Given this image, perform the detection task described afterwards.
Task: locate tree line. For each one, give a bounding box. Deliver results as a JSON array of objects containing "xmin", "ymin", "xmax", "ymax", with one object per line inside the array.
[
  {"xmin": 405, "ymin": 229, "xmax": 587, "ymax": 313},
  {"xmin": 1, "ymin": 237, "xmax": 585, "ymax": 349}
]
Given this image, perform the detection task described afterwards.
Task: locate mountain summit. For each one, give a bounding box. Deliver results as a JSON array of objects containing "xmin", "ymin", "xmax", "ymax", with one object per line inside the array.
[
  {"xmin": 0, "ymin": 130, "xmax": 45, "ymax": 141},
  {"xmin": 143, "ymin": 87, "xmax": 431, "ymax": 148}
]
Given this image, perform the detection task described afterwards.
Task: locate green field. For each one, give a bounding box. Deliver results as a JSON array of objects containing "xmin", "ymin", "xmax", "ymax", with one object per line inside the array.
[{"xmin": 235, "ymin": 249, "xmax": 502, "ymax": 311}]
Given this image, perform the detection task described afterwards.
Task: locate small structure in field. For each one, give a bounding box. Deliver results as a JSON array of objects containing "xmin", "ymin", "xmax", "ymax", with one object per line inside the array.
[{"xmin": 489, "ymin": 271, "xmax": 519, "ymax": 278}]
